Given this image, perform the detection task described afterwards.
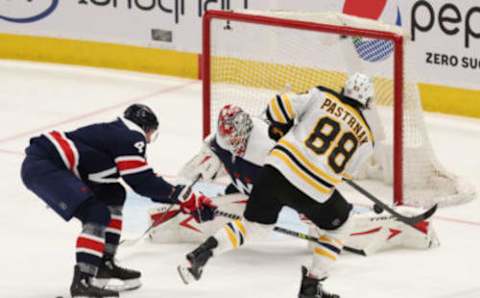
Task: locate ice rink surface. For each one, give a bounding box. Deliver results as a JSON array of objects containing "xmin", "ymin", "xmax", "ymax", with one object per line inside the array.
[{"xmin": 0, "ymin": 60, "xmax": 479, "ymax": 298}]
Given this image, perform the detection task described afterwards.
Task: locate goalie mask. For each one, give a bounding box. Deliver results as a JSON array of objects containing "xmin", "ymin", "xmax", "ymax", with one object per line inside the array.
[
  {"xmin": 217, "ymin": 105, "xmax": 253, "ymax": 157},
  {"xmin": 342, "ymin": 72, "xmax": 374, "ymax": 108}
]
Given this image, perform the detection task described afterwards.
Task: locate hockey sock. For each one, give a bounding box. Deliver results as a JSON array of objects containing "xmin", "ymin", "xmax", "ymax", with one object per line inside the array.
[
  {"xmin": 76, "ymin": 223, "xmax": 107, "ymax": 276},
  {"xmin": 74, "ymin": 199, "xmax": 111, "ymax": 276},
  {"xmin": 212, "ymin": 219, "xmax": 273, "ymax": 255},
  {"xmin": 309, "ymin": 215, "xmax": 355, "ymax": 280},
  {"xmin": 310, "ymin": 234, "xmax": 343, "ymax": 278},
  {"xmin": 212, "ymin": 219, "xmax": 248, "ymax": 255},
  {"xmin": 104, "ymin": 206, "xmax": 123, "ymax": 258}
]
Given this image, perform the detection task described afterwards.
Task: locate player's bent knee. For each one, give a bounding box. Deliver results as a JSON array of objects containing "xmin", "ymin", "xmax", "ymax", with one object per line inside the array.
[
  {"xmin": 94, "ymin": 183, "xmax": 127, "ymax": 206},
  {"xmin": 305, "ymin": 190, "xmax": 353, "ymax": 231},
  {"xmin": 243, "ymin": 219, "xmax": 274, "ymax": 241},
  {"xmin": 74, "ymin": 198, "xmax": 111, "ymax": 227}
]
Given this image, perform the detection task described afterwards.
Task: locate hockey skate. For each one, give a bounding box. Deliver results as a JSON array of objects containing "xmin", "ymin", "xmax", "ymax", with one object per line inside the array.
[
  {"xmin": 92, "ymin": 256, "xmax": 142, "ymax": 292},
  {"xmin": 298, "ymin": 266, "xmax": 340, "ymax": 298},
  {"xmin": 70, "ymin": 265, "xmax": 119, "ymax": 298},
  {"xmin": 177, "ymin": 236, "xmax": 218, "ymax": 285}
]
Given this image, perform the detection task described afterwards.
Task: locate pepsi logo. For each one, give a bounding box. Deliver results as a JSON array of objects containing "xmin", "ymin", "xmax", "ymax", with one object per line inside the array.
[{"xmin": 342, "ymin": 0, "xmax": 402, "ymax": 62}]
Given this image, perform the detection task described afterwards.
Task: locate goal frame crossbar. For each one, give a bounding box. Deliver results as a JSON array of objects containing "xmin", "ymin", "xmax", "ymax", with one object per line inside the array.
[{"xmin": 202, "ymin": 10, "xmax": 405, "ymax": 204}]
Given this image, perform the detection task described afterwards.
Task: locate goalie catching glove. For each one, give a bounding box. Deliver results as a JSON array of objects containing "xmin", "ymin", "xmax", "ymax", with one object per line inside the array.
[
  {"xmin": 171, "ymin": 185, "xmax": 217, "ymax": 223},
  {"xmin": 177, "ymin": 139, "xmax": 225, "ymax": 182}
]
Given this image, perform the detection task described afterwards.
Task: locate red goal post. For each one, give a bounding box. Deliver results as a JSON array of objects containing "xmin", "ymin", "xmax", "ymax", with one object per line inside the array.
[{"xmin": 201, "ymin": 10, "xmax": 475, "ymax": 208}]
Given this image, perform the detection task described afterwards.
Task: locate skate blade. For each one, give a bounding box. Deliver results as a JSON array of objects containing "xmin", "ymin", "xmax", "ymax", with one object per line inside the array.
[
  {"xmin": 71, "ymin": 295, "xmax": 117, "ymax": 298},
  {"xmin": 177, "ymin": 265, "xmax": 195, "ymax": 285},
  {"xmin": 92, "ymin": 277, "xmax": 142, "ymax": 292}
]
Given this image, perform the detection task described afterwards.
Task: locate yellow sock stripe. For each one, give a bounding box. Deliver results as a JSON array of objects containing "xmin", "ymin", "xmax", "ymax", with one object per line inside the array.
[
  {"xmin": 278, "ymin": 139, "xmax": 341, "ymax": 185},
  {"xmin": 224, "ymin": 225, "xmax": 238, "ymax": 249},
  {"xmin": 269, "ymin": 96, "xmax": 287, "ymax": 124},
  {"xmin": 319, "ymin": 235, "xmax": 343, "ymax": 248},
  {"xmin": 314, "ymin": 246, "xmax": 338, "ymax": 261},
  {"xmin": 270, "ymin": 150, "xmax": 331, "ymax": 194},
  {"xmin": 234, "ymin": 220, "xmax": 247, "ymax": 238},
  {"xmin": 342, "ymin": 172, "xmax": 353, "ymax": 180}
]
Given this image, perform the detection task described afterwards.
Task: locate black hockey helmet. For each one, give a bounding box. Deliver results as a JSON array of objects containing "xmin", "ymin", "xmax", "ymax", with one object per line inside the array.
[{"xmin": 124, "ymin": 104, "xmax": 159, "ymax": 133}]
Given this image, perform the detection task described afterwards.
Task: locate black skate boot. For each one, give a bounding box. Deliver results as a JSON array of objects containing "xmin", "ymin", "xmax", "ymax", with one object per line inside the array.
[
  {"xmin": 92, "ymin": 256, "xmax": 142, "ymax": 291},
  {"xmin": 298, "ymin": 266, "xmax": 340, "ymax": 298},
  {"xmin": 70, "ymin": 265, "xmax": 119, "ymax": 298},
  {"xmin": 177, "ymin": 236, "xmax": 218, "ymax": 285}
]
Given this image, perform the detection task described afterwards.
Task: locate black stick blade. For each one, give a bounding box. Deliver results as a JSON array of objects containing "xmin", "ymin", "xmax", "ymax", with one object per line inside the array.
[{"xmin": 402, "ymin": 204, "xmax": 438, "ymax": 226}]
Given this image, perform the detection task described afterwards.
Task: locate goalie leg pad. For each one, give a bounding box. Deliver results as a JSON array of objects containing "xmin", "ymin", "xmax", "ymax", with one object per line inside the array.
[
  {"xmin": 345, "ymin": 206, "xmax": 440, "ymax": 255},
  {"xmin": 148, "ymin": 194, "xmax": 248, "ymax": 244}
]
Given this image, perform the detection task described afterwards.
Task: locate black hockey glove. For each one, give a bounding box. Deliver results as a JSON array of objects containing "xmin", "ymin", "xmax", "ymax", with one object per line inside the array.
[{"xmin": 268, "ymin": 121, "xmax": 293, "ymax": 141}]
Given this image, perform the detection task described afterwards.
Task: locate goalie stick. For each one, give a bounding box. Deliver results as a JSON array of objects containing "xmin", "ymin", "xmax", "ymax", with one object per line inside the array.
[
  {"xmin": 214, "ymin": 210, "xmax": 366, "ymax": 256},
  {"xmin": 344, "ymin": 179, "xmax": 438, "ymax": 228},
  {"xmin": 120, "ymin": 174, "xmax": 202, "ymax": 247}
]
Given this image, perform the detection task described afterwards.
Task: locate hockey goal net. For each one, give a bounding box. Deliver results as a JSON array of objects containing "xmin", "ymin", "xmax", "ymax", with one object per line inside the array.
[{"xmin": 202, "ymin": 10, "xmax": 476, "ymax": 208}]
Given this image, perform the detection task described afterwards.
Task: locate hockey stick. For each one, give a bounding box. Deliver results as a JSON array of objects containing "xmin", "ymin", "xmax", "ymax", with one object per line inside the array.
[
  {"xmin": 214, "ymin": 210, "xmax": 366, "ymax": 256},
  {"xmin": 344, "ymin": 179, "xmax": 438, "ymax": 228},
  {"xmin": 120, "ymin": 174, "xmax": 202, "ymax": 247},
  {"xmin": 272, "ymin": 226, "xmax": 366, "ymax": 256}
]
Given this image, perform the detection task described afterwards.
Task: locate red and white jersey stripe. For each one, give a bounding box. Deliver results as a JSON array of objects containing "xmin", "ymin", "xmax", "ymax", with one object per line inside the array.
[
  {"xmin": 106, "ymin": 214, "xmax": 123, "ymax": 235},
  {"xmin": 115, "ymin": 155, "xmax": 151, "ymax": 176},
  {"xmin": 76, "ymin": 233, "xmax": 105, "ymax": 258},
  {"xmin": 44, "ymin": 130, "xmax": 80, "ymax": 178}
]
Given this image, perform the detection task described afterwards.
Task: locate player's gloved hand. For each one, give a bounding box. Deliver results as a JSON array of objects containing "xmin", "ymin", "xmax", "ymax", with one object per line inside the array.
[
  {"xmin": 180, "ymin": 193, "xmax": 217, "ymax": 223},
  {"xmin": 268, "ymin": 121, "xmax": 293, "ymax": 141},
  {"xmin": 171, "ymin": 185, "xmax": 217, "ymax": 223}
]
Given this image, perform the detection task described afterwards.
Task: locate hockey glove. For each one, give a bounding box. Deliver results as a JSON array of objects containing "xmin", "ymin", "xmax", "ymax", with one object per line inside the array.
[
  {"xmin": 177, "ymin": 142, "xmax": 224, "ymax": 182},
  {"xmin": 268, "ymin": 121, "xmax": 293, "ymax": 141},
  {"xmin": 171, "ymin": 185, "xmax": 217, "ymax": 223}
]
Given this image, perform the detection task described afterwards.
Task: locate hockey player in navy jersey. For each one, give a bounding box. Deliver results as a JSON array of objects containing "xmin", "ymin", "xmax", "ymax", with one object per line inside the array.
[
  {"xmin": 21, "ymin": 104, "xmax": 217, "ymax": 298},
  {"xmin": 177, "ymin": 74, "xmax": 377, "ymax": 298}
]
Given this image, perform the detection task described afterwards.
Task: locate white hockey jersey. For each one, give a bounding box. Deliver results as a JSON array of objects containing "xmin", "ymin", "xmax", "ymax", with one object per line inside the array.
[{"xmin": 265, "ymin": 86, "xmax": 374, "ymax": 203}]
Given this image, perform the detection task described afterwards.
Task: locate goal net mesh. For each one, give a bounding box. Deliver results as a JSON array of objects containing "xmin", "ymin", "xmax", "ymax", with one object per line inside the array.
[{"xmin": 204, "ymin": 11, "xmax": 476, "ymax": 208}]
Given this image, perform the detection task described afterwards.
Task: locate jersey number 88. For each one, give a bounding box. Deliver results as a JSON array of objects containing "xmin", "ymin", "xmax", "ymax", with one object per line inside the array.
[{"xmin": 305, "ymin": 117, "xmax": 358, "ymax": 174}]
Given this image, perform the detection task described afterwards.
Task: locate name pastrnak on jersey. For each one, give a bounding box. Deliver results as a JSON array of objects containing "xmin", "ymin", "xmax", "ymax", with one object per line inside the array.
[{"xmin": 265, "ymin": 86, "xmax": 374, "ymax": 203}]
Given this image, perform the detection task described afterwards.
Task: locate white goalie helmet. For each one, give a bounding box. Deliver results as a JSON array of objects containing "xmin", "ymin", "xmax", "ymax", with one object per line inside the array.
[
  {"xmin": 343, "ymin": 72, "xmax": 374, "ymax": 108},
  {"xmin": 217, "ymin": 104, "xmax": 253, "ymax": 157}
]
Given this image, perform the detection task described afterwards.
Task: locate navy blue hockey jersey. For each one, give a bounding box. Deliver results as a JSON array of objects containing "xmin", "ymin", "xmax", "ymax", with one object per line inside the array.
[
  {"xmin": 26, "ymin": 117, "xmax": 175, "ymax": 203},
  {"xmin": 209, "ymin": 118, "xmax": 275, "ymax": 195}
]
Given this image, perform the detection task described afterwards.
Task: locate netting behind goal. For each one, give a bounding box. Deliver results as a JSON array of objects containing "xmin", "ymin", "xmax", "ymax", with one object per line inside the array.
[{"xmin": 202, "ymin": 10, "xmax": 476, "ymax": 208}]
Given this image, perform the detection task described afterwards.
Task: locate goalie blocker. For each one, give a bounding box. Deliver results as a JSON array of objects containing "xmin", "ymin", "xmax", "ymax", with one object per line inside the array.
[{"xmin": 147, "ymin": 193, "xmax": 439, "ymax": 256}]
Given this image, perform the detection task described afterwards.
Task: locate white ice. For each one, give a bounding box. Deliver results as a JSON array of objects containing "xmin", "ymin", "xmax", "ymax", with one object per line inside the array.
[{"xmin": 0, "ymin": 60, "xmax": 479, "ymax": 298}]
